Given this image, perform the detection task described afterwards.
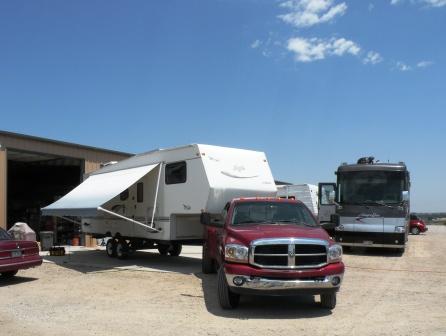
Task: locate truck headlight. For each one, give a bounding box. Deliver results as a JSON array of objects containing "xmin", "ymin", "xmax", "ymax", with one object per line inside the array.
[
  {"xmin": 225, "ymin": 244, "xmax": 249, "ymax": 263},
  {"xmin": 395, "ymin": 226, "xmax": 405, "ymax": 233},
  {"xmin": 328, "ymin": 244, "xmax": 342, "ymax": 263}
]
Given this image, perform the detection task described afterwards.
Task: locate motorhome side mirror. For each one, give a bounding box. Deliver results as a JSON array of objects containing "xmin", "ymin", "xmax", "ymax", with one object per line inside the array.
[
  {"xmin": 330, "ymin": 214, "xmax": 340, "ymax": 227},
  {"xmin": 200, "ymin": 212, "xmax": 211, "ymax": 226},
  {"xmin": 402, "ymin": 191, "xmax": 409, "ymax": 202}
]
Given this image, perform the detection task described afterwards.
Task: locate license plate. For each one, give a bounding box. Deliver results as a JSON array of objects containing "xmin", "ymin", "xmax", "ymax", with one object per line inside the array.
[
  {"xmin": 363, "ymin": 240, "xmax": 373, "ymax": 245},
  {"xmin": 11, "ymin": 250, "xmax": 22, "ymax": 258}
]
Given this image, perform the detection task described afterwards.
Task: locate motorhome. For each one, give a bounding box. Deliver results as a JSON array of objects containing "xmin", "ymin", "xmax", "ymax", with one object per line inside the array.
[
  {"xmin": 42, "ymin": 144, "xmax": 277, "ymax": 258},
  {"xmin": 318, "ymin": 157, "xmax": 410, "ymax": 252},
  {"xmin": 276, "ymin": 184, "xmax": 318, "ymax": 215}
]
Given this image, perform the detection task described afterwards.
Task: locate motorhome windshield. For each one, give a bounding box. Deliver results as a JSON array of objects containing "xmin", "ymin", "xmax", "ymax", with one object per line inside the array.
[
  {"xmin": 338, "ymin": 171, "xmax": 407, "ymax": 205},
  {"xmin": 231, "ymin": 201, "xmax": 317, "ymax": 227}
]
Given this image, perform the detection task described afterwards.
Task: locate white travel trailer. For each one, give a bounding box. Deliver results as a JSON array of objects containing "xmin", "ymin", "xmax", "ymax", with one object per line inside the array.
[
  {"xmin": 276, "ymin": 184, "xmax": 319, "ymax": 215},
  {"xmin": 42, "ymin": 144, "xmax": 277, "ymax": 258}
]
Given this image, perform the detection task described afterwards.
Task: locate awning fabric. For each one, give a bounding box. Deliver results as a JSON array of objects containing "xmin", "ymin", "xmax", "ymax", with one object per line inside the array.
[{"xmin": 41, "ymin": 164, "xmax": 159, "ymax": 217}]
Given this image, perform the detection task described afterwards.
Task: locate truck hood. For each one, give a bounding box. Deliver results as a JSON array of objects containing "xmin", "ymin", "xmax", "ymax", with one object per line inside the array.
[{"xmin": 226, "ymin": 224, "xmax": 331, "ymax": 246}]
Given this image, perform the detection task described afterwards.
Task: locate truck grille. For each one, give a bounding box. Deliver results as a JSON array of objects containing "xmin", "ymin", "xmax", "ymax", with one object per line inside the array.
[{"xmin": 250, "ymin": 238, "xmax": 328, "ymax": 269}]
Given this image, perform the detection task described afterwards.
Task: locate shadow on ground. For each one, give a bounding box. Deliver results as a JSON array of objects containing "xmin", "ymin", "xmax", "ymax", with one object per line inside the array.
[
  {"xmin": 43, "ymin": 248, "xmax": 202, "ymax": 275},
  {"xmin": 0, "ymin": 275, "xmax": 38, "ymax": 287},
  {"xmin": 195, "ymin": 272, "xmax": 332, "ymax": 319},
  {"xmin": 343, "ymin": 246, "xmax": 404, "ymax": 257}
]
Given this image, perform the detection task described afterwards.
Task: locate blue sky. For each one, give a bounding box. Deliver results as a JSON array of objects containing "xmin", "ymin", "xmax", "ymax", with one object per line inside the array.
[{"xmin": 0, "ymin": 0, "xmax": 445, "ymax": 212}]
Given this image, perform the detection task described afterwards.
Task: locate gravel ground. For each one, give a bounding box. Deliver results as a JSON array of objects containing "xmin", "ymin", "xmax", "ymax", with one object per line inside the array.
[{"xmin": 1, "ymin": 226, "xmax": 445, "ymax": 336}]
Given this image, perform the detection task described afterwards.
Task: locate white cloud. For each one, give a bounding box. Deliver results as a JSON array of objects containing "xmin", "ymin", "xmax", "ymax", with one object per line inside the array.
[
  {"xmin": 251, "ymin": 40, "xmax": 261, "ymax": 49},
  {"xmin": 417, "ymin": 60, "xmax": 434, "ymax": 67},
  {"xmin": 287, "ymin": 36, "xmax": 360, "ymax": 62},
  {"xmin": 363, "ymin": 51, "xmax": 383, "ymax": 64},
  {"xmin": 279, "ymin": 0, "xmax": 347, "ymax": 28},
  {"xmin": 422, "ymin": 0, "xmax": 446, "ymax": 7},
  {"xmin": 390, "ymin": 0, "xmax": 446, "ymax": 6},
  {"xmin": 368, "ymin": 3, "xmax": 375, "ymax": 11},
  {"xmin": 396, "ymin": 61, "xmax": 412, "ymax": 71}
]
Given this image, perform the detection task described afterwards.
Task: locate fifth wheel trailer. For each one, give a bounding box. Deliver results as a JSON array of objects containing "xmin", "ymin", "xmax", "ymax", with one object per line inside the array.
[
  {"xmin": 276, "ymin": 184, "xmax": 318, "ymax": 215},
  {"xmin": 42, "ymin": 144, "xmax": 277, "ymax": 258}
]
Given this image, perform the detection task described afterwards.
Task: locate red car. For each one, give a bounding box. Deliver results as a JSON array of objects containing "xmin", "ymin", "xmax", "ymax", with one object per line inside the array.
[
  {"xmin": 0, "ymin": 227, "xmax": 42, "ymax": 279},
  {"xmin": 409, "ymin": 214, "xmax": 428, "ymax": 235}
]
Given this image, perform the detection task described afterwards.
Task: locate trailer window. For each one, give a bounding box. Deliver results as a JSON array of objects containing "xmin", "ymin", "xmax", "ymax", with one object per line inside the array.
[
  {"xmin": 165, "ymin": 161, "xmax": 187, "ymax": 184},
  {"xmin": 137, "ymin": 183, "xmax": 144, "ymax": 202}
]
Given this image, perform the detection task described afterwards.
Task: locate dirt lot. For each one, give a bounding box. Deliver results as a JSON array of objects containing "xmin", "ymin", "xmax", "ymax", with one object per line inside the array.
[{"xmin": 1, "ymin": 226, "xmax": 445, "ymax": 336}]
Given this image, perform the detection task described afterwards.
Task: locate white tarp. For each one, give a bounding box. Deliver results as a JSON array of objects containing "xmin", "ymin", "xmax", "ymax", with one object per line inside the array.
[
  {"xmin": 42, "ymin": 164, "xmax": 159, "ymax": 217},
  {"xmin": 8, "ymin": 222, "xmax": 37, "ymax": 241}
]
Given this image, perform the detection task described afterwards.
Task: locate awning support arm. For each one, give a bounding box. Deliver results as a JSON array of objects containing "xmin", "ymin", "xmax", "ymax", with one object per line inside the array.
[
  {"xmin": 97, "ymin": 206, "xmax": 159, "ymax": 233},
  {"xmin": 150, "ymin": 162, "xmax": 163, "ymax": 228}
]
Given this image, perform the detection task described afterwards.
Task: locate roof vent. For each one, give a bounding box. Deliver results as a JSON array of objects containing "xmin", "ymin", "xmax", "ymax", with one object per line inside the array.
[{"xmin": 357, "ymin": 156, "xmax": 375, "ymax": 164}]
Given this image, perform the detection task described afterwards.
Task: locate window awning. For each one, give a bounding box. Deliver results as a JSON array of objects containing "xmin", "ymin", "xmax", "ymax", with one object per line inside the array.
[{"xmin": 41, "ymin": 164, "xmax": 159, "ymax": 217}]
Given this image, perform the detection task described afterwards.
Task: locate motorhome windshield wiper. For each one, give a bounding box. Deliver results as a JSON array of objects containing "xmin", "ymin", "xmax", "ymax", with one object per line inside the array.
[{"xmin": 363, "ymin": 200, "xmax": 396, "ymax": 208}]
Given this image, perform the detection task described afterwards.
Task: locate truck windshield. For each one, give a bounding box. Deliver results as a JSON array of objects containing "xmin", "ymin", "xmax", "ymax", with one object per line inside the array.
[
  {"xmin": 231, "ymin": 201, "xmax": 317, "ymax": 227},
  {"xmin": 338, "ymin": 171, "xmax": 407, "ymax": 205}
]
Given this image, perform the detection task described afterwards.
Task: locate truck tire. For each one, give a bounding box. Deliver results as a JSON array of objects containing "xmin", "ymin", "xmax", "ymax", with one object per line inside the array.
[
  {"xmin": 157, "ymin": 244, "xmax": 169, "ymax": 255},
  {"xmin": 320, "ymin": 292, "xmax": 336, "ymax": 310},
  {"xmin": 106, "ymin": 239, "xmax": 117, "ymax": 258},
  {"xmin": 116, "ymin": 240, "xmax": 129, "ymax": 259},
  {"xmin": 202, "ymin": 245, "xmax": 215, "ymax": 274},
  {"xmin": 1, "ymin": 270, "xmax": 18, "ymax": 279},
  {"xmin": 217, "ymin": 267, "xmax": 240, "ymax": 309},
  {"xmin": 411, "ymin": 227, "xmax": 420, "ymax": 235},
  {"xmin": 169, "ymin": 243, "xmax": 182, "ymax": 257}
]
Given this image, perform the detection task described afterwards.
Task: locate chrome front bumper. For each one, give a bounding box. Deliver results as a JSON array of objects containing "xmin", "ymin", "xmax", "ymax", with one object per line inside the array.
[{"xmin": 226, "ymin": 273, "xmax": 343, "ymax": 293}]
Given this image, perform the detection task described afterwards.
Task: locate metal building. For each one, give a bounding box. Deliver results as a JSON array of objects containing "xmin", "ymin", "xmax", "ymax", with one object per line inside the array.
[{"xmin": 0, "ymin": 130, "xmax": 131, "ymax": 245}]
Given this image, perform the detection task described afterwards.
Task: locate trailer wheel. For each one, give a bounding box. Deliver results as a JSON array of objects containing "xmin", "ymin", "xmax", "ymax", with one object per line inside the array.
[
  {"xmin": 169, "ymin": 243, "xmax": 182, "ymax": 257},
  {"xmin": 106, "ymin": 239, "xmax": 117, "ymax": 258},
  {"xmin": 411, "ymin": 227, "xmax": 420, "ymax": 235},
  {"xmin": 217, "ymin": 266, "xmax": 240, "ymax": 309},
  {"xmin": 320, "ymin": 292, "xmax": 336, "ymax": 310},
  {"xmin": 116, "ymin": 240, "xmax": 129, "ymax": 259},
  {"xmin": 157, "ymin": 244, "xmax": 169, "ymax": 255},
  {"xmin": 1, "ymin": 270, "xmax": 18, "ymax": 279},
  {"xmin": 202, "ymin": 245, "xmax": 215, "ymax": 274}
]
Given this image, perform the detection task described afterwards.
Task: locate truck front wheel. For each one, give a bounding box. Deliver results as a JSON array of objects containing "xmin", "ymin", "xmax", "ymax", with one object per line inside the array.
[
  {"xmin": 217, "ymin": 267, "xmax": 240, "ymax": 309},
  {"xmin": 320, "ymin": 292, "xmax": 336, "ymax": 310}
]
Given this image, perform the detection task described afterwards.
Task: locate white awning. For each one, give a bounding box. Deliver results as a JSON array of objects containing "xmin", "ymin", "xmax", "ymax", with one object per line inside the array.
[{"xmin": 41, "ymin": 164, "xmax": 159, "ymax": 217}]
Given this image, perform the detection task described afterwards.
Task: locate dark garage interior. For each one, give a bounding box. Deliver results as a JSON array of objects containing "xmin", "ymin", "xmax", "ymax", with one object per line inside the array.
[{"xmin": 7, "ymin": 149, "xmax": 83, "ymax": 242}]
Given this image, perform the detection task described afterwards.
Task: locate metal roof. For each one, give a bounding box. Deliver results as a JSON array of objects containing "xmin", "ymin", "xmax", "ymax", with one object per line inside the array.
[{"xmin": 0, "ymin": 130, "xmax": 132, "ymax": 157}]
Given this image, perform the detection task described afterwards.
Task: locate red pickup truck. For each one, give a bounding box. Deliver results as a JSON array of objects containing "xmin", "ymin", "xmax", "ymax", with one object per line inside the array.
[{"xmin": 201, "ymin": 198, "xmax": 344, "ymax": 309}]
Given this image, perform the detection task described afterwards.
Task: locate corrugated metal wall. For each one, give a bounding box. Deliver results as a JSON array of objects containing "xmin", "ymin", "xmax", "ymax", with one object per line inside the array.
[
  {"xmin": 0, "ymin": 132, "xmax": 131, "ymax": 232},
  {"xmin": 0, "ymin": 148, "xmax": 6, "ymax": 229}
]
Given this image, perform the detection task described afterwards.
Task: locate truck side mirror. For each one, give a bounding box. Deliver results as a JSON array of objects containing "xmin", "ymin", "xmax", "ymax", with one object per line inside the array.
[{"xmin": 200, "ymin": 212, "xmax": 211, "ymax": 225}]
